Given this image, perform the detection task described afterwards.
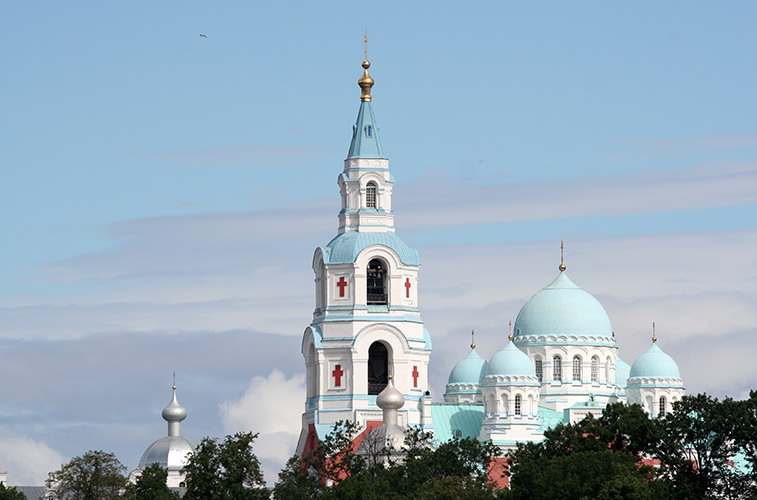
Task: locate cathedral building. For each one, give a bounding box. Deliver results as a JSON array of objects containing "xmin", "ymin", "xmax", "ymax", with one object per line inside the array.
[{"xmin": 296, "ymin": 55, "xmax": 685, "ymax": 457}]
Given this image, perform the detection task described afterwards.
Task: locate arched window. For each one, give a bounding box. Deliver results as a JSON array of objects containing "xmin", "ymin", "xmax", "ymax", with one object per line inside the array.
[
  {"xmin": 501, "ymin": 393, "xmax": 509, "ymax": 415},
  {"xmin": 365, "ymin": 125, "xmax": 373, "ymax": 137},
  {"xmin": 367, "ymin": 341, "xmax": 388, "ymax": 395},
  {"xmin": 514, "ymin": 394, "xmax": 522, "ymax": 416},
  {"xmin": 534, "ymin": 357, "xmax": 543, "ymax": 383},
  {"xmin": 307, "ymin": 344, "xmax": 317, "ymax": 398},
  {"xmin": 659, "ymin": 396, "xmax": 667, "ymax": 417},
  {"xmin": 572, "ymin": 355, "xmax": 582, "ymax": 382},
  {"xmin": 553, "ymin": 355, "xmax": 562, "ymax": 382},
  {"xmin": 317, "ymin": 259, "xmax": 326, "ymax": 308},
  {"xmin": 365, "ymin": 181, "xmax": 377, "ymax": 208},
  {"xmin": 366, "ymin": 259, "xmax": 387, "ymax": 305},
  {"xmin": 605, "ymin": 357, "xmax": 611, "ymax": 383},
  {"xmin": 591, "ymin": 356, "xmax": 599, "ymax": 383}
]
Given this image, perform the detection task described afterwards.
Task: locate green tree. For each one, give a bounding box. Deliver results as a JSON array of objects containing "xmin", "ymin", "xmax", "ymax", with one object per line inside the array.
[
  {"xmin": 182, "ymin": 431, "xmax": 269, "ymax": 500},
  {"xmin": 730, "ymin": 390, "xmax": 757, "ymax": 477},
  {"xmin": 122, "ymin": 463, "xmax": 179, "ymax": 500},
  {"xmin": 506, "ymin": 404, "xmax": 664, "ymax": 499},
  {"xmin": 659, "ymin": 393, "xmax": 757, "ymax": 500},
  {"xmin": 508, "ymin": 448, "xmax": 658, "ymax": 500},
  {"xmin": 272, "ymin": 454, "xmax": 324, "ymax": 500},
  {"xmin": 274, "ymin": 422, "xmax": 503, "ymax": 499},
  {"xmin": 46, "ymin": 450, "xmax": 127, "ymax": 500},
  {"xmin": 0, "ymin": 483, "xmax": 26, "ymax": 500}
]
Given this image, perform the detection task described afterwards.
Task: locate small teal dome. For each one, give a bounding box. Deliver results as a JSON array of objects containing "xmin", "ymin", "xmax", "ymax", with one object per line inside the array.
[
  {"xmin": 615, "ymin": 356, "xmax": 631, "ymax": 388},
  {"xmin": 486, "ymin": 342, "xmax": 536, "ymax": 378},
  {"xmin": 629, "ymin": 343, "xmax": 681, "ymax": 379},
  {"xmin": 514, "ymin": 272, "xmax": 613, "ymax": 341},
  {"xmin": 448, "ymin": 349, "xmax": 487, "ymax": 385}
]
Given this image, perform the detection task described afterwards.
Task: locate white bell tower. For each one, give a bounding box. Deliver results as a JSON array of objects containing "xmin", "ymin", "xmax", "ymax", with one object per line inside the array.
[{"xmin": 296, "ymin": 54, "xmax": 433, "ymax": 455}]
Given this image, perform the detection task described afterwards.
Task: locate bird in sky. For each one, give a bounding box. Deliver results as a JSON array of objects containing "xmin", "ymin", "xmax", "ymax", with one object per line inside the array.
[{"xmin": 200, "ymin": 34, "xmax": 208, "ymax": 38}]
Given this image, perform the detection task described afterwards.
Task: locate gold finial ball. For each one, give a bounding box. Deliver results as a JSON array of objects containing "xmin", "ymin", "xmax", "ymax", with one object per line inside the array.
[
  {"xmin": 172, "ymin": 385, "xmax": 177, "ymax": 390},
  {"xmin": 362, "ymin": 60, "xmax": 371, "ymax": 69},
  {"xmin": 470, "ymin": 342, "xmax": 476, "ymax": 349},
  {"xmin": 559, "ymin": 263, "xmax": 566, "ymax": 272}
]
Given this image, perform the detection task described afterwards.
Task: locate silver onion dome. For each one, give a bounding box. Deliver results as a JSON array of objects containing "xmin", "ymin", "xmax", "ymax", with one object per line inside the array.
[
  {"xmin": 162, "ymin": 387, "xmax": 188, "ymax": 430},
  {"xmin": 136, "ymin": 381, "xmax": 196, "ymax": 472},
  {"xmin": 376, "ymin": 376, "xmax": 405, "ymax": 410}
]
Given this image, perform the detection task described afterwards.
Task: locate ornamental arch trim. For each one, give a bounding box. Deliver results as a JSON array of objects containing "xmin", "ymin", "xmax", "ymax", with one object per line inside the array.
[{"xmin": 353, "ymin": 323, "xmax": 411, "ymax": 356}]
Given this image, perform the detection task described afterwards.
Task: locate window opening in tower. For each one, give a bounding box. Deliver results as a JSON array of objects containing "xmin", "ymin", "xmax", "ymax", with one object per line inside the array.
[
  {"xmin": 366, "ymin": 182, "xmax": 377, "ymax": 209},
  {"xmin": 366, "ymin": 258, "xmax": 387, "ymax": 304},
  {"xmin": 367, "ymin": 341, "xmax": 388, "ymax": 395}
]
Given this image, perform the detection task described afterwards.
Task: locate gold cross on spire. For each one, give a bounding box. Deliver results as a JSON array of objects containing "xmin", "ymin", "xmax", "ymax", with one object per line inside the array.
[
  {"xmin": 559, "ymin": 240, "xmax": 566, "ymax": 272},
  {"xmin": 652, "ymin": 322, "xmax": 657, "ymax": 343},
  {"xmin": 470, "ymin": 330, "xmax": 476, "ymax": 349},
  {"xmin": 508, "ymin": 320, "xmax": 513, "ymax": 341},
  {"xmin": 358, "ymin": 33, "xmax": 374, "ymax": 101},
  {"xmin": 172, "ymin": 371, "xmax": 176, "ymax": 390}
]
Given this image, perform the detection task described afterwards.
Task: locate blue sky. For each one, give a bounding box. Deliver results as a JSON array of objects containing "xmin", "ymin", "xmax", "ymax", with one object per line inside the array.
[{"xmin": 1, "ymin": 1, "xmax": 757, "ymax": 486}]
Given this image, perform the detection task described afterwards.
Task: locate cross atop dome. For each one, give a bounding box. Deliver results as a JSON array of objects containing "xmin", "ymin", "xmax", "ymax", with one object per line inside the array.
[
  {"xmin": 358, "ymin": 34, "xmax": 375, "ymax": 102},
  {"xmin": 652, "ymin": 321, "xmax": 657, "ymax": 343}
]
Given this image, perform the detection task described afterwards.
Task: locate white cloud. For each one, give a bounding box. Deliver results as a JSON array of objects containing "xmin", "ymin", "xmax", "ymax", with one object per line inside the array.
[
  {"xmin": 219, "ymin": 370, "xmax": 305, "ymax": 485},
  {"xmin": 0, "ymin": 428, "xmax": 64, "ymax": 486},
  {"xmin": 398, "ymin": 162, "xmax": 757, "ymax": 229}
]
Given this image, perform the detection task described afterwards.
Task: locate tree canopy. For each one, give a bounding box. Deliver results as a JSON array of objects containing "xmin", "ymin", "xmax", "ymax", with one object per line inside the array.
[
  {"xmin": 182, "ymin": 431, "xmax": 269, "ymax": 500},
  {"xmin": 46, "ymin": 450, "xmax": 127, "ymax": 500},
  {"xmin": 0, "ymin": 484, "xmax": 26, "ymax": 500},
  {"xmin": 507, "ymin": 396, "xmax": 757, "ymax": 500},
  {"xmin": 273, "ymin": 421, "xmax": 504, "ymax": 499},
  {"xmin": 122, "ymin": 463, "xmax": 178, "ymax": 500}
]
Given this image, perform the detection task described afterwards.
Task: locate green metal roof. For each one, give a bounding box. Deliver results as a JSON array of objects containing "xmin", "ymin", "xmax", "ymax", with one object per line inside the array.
[{"xmin": 430, "ymin": 404, "xmax": 484, "ymax": 445}]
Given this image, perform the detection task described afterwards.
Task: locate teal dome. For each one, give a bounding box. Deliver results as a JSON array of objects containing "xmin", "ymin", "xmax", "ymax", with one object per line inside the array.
[
  {"xmin": 514, "ymin": 272, "xmax": 613, "ymax": 341},
  {"xmin": 322, "ymin": 231, "xmax": 420, "ymax": 266},
  {"xmin": 485, "ymin": 342, "xmax": 536, "ymax": 378},
  {"xmin": 629, "ymin": 343, "xmax": 681, "ymax": 379},
  {"xmin": 615, "ymin": 356, "xmax": 631, "ymax": 388},
  {"xmin": 448, "ymin": 349, "xmax": 487, "ymax": 385}
]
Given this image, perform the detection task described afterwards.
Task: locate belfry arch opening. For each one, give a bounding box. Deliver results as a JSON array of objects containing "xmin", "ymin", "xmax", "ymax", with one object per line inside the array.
[
  {"xmin": 367, "ymin": 341, "xmax": 389, "ymax": 395},
  {"xmin": 366, "ymin": 258, "xmax": 388, "ymax": 305}
]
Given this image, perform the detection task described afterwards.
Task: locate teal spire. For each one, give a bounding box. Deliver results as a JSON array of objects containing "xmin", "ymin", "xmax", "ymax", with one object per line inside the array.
[{"xmin": 347, "ymin": 100, "xmax": 386, "ymax": 159}]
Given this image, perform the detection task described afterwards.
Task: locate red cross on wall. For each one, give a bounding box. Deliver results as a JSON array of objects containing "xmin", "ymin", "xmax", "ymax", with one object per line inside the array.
[
  {"xmin": 405, "ymin": 278, "xmax": 412, "ymax": 298},
  {"xmin": 337, "ymin": 277, "xmax": 347, "ymax": 297},
  {"xmin": 412, "ymin": 365, "xmax": 419, "ymax": 388},
  {"xmin": 332, "ymin": 364, "xmax": 344, "ymax": 387}
]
